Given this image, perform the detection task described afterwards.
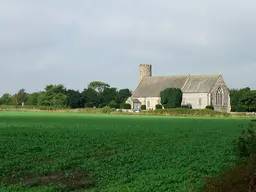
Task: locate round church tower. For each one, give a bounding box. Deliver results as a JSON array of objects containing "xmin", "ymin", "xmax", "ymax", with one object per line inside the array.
[{"xmin": 139, "ymin": 64, "xmax": 152, "ymax": 83}]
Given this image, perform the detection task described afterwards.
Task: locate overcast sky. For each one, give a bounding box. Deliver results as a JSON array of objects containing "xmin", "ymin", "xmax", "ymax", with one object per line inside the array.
[{"xmin": 0, "ymin": 0, "xmax": 255, "ymax": 95}]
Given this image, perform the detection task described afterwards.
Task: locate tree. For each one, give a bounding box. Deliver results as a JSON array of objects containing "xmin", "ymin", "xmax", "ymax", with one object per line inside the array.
[
  {"xmin": 88, "ymin": 81, "xmax": 110, "ymax": 93},
  {"xmin": 115, "ymin": 89, "xmax": 132, "ymax": 104},
  {"xmin": 66, "ymin": 89, "xmax": 83, "ymax": 108},
  {"xmin": 239, "ymin": 90, "xmax": 256, "ymax": 112},
  {"xmin": 229, "ymin": 87, "xmax": 256, "ymax": 112},
  {"xmin": 100, "ymin": 87, "xmax": 118, "ymax": 107},
  {"xmin": 108, "ymin": 100, "xmax": 117, "ymax": 108},
  {"xmin": 12, "ymin": 89, "xmax": 28, "ymax": 105},
  {"xmin": 86, "ymin": 81, "xmax": 111, "ymax": 107},
  {"xmin": 160, "ymin": 88, "xmax": 183, "ymax": 108},
  {"xmin": 0, "ymin": 93, "xmax": 12, "ymax": 105},
  {"xmin": 38, "ymin": 84, "xmax": 68, "ymax": 108},
  {"xmin": 26, "ymin": 92, "xmax": 40, "ymax": 106},
  {"xmin": 81, "ymin": 88, "xmax": 98, "ymax": 107}
]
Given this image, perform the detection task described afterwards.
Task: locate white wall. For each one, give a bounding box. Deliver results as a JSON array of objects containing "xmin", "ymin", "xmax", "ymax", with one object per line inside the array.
[
  {"xmin": 132, "ymin": 93, "xmax": 210, "ymax": 110},
  {"xmin": 135, "ymin": 97, "xmax": 161, "ymax": 110},
  {"xmin": 182, "ymin": 93, "xmax": 210, "ymax": 109}
]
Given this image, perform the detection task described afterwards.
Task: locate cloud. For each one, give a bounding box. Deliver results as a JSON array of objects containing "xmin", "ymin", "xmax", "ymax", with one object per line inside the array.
[{"xmin": 0, "ymin": 0, "xmax": 255, "ymax": 95}]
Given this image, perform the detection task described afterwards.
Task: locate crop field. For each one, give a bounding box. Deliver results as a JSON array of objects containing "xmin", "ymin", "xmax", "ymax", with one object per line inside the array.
[{"xmin": 0, "ymin": 111, "xmax": 251, "ymax": 192}]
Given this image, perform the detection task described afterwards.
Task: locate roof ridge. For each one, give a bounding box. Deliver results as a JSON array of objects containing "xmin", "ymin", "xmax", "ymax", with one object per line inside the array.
[
  {"xmin": 145, "ymin": 75, "xmax": 190, "ymax": 78},
  {"xmin": 189, "ymin": 74, "xmax": 220, "ymax": 77}
]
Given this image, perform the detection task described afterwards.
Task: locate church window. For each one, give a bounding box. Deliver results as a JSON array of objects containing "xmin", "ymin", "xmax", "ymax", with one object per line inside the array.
[
  {"xmin": 198, "ymin": 98, "xmax": 202, "ymax": 106},
  {"xmin": 216, "ymin": 87, "xmax": 223, "ymax": 106},
  {"xmin": 147, "ymin": 101, "xmax": 150, "ymax": 108}
]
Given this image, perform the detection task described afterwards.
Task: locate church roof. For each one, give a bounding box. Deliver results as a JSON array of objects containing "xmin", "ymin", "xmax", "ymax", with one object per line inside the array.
[
  {"xmin": 132, "ymin": 75, "xmax": 189, "ymax": 97},
  {"xmin": 181, "ymin": 75, "xmax": 220, "ymax": 93},
  {"xmin": 131, "ymin": 74, "xmax": 220, "ymax": 98}
]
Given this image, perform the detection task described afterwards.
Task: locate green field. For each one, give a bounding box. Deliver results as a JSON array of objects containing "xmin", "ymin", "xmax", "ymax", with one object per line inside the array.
[{"xmin": 0, "ymin": 111, "xmax": 251, "ymax": 192}]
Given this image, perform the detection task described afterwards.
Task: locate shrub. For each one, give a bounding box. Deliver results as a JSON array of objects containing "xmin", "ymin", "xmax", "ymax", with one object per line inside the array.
[
  {"xmin": 160, "ymin": 88, "xmax": 183, "ymax": 108},
  {"xmin": 101, "ymin": 106, "xmax": 113, "ymax": 114},
  {"xmin": 181, "ymin": 104, "xmax": 192, "ymax": 109},
  {"xmin": 120, "ymin": 103, "xmax": 131, "ymax": 109},
  {"xmin": 163, "ymin": 104, "xmax": 174, "ymax": 109},
  {"xmin": 124, "ymin": 103, "xmax": 131, "ymax": 109},
  {"xmin": 155, "ymin": 104, "xmax": 162, "ymax": 109},
  {"xmin": 233, "ymin": 120, "xmax": 256, "ymax": 159},
  {"xmin": 141, "ymin": 105, "xmax": 146, "ymax": 110},
  {"xmin": 206, "ymin": 105, "xmax": 214, "ymax": 110},
  {"xmin": 115, "ymin": 103, "xmax": 120, "ymax": 109}
]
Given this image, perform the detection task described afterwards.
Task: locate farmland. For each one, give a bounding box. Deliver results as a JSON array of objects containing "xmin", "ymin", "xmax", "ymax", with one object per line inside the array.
[{"xmin": 0, "ymin": 111, "xmax": 251, "ymax": 191}]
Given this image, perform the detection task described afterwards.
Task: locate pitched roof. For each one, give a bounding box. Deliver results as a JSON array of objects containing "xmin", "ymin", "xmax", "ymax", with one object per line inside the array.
[
  {"xmin": 132, "ymin": 98, "xmax": 141, "ymax": 103},
  {"xmin": 181, "ymin": 75, "xmax": 220, "ymax": 93},
  {"xmin": 132, "ymin": 75, "xmax": 189, "ymax": 97},
  {"xmin": 131, "ymin": 74, "xmax": 220, "ymax": 97}
]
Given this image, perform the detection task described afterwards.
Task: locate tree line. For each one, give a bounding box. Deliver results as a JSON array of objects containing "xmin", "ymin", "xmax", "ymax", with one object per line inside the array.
[
  {"xmin": 229, "ymin": 87, "xmax": 256, "ymax": 112},
  {"xmin": 0, "ymin": 81, "xmax": 132, "ymax": 109},
  {"xmin": 0, "ymin": 83, "xmax": 255, "ymax": 112}
]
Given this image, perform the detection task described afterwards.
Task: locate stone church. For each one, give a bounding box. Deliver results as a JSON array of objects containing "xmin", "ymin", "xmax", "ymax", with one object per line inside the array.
[{"xmin": 126, "ymin": 64, "xmax": 231, "ymax": 113}]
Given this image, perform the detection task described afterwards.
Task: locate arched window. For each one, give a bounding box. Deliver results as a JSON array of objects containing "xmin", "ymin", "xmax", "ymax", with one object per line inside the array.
[{"xmin": 216, "ymin": 87, "xmax": 223, "ymax": 105}]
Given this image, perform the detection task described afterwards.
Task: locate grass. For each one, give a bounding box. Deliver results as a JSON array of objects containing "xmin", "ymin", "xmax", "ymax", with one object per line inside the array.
[{"xmin": 0, "ymin": 111, "xmax": 252, "ymax": 191}]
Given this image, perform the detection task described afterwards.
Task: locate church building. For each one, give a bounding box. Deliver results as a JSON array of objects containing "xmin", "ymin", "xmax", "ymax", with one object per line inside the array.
[{"xmin": 126, "ymin": 64, "xmax": 231, "ymax": 113}]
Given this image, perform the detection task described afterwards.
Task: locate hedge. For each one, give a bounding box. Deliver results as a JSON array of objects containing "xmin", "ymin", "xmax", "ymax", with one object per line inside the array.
[
  {"xmin": 141, "ymin": 105, "xmax": 146, "ymax": 110},
  {"xmin": 120, "ymin": 103, "xmax": 131, "ymax": 109},
  {"xmin": 155, "ymin": 104, "xmax": 162, "ymax": 109}
]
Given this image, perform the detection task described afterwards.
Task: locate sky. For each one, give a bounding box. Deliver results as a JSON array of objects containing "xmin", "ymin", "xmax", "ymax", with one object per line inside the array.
[{"xmin": 0, "ymin": 0, "xmax": 256, "ymax": 95}]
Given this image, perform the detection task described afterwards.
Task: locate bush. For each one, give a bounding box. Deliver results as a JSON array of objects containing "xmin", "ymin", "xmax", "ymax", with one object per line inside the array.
[
  {"xmin": 181, "ymin": 104, "xmax": 192, "ymax": 109},
  {"xmin": 155, "ymin": 104, "xmax": 162, "ymax": 109},
  {"xmin": 141, "ymin": 105, "xmax": 146, "ymax": 110},
  {"xmin": 101, "ymin": 106, "xmax": 113, "ymax": 114},
  {"xmin": 233, "ymin": 120, "xmax": 256, "ymax": 159},
  {"xmin": 120, "ymin": 103, "xmax": 131, "ymax": 109},
  {"xmin": 160, "ymin": 88, "xmax": 182, "ymax": 108},
  {"xmin": 115, "ymin": 103, "xmax": 120, "ymax": 109},
  {"xmin": 163, "ymin": 104, "xmax": 174, "ymax": 109},
  {"xmin": 206, "ymin": 105, "xmax": 214, "ymax": 110}
]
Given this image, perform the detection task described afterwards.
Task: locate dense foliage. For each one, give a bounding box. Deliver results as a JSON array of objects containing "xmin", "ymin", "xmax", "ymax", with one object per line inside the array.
[
  {"xmin": 0, "ymin": 112, "xmax": 249, "ymax": 191},
  {"xmin": 160, "ymin": 88, "xmax": 182, "ymax": 108},
  {"xmin": 229, "ymin": 87, "xmax": 256, "ymax": 112},
  {"xmin": 120, "ymin": 103, "xmax": 131, "ymax": 109},
  {"xmin": 0, "ymin": 81, "xmax": 132, "ymax": 110},
  {"xmin": 141, "ymin": 105, "xmax": 146, "ymax": 110}
]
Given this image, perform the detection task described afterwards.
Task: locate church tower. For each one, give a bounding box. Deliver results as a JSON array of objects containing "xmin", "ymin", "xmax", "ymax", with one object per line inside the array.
[{"xmin": 139, "ymin": 64, "xmax": 152, "ymax": 83}]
